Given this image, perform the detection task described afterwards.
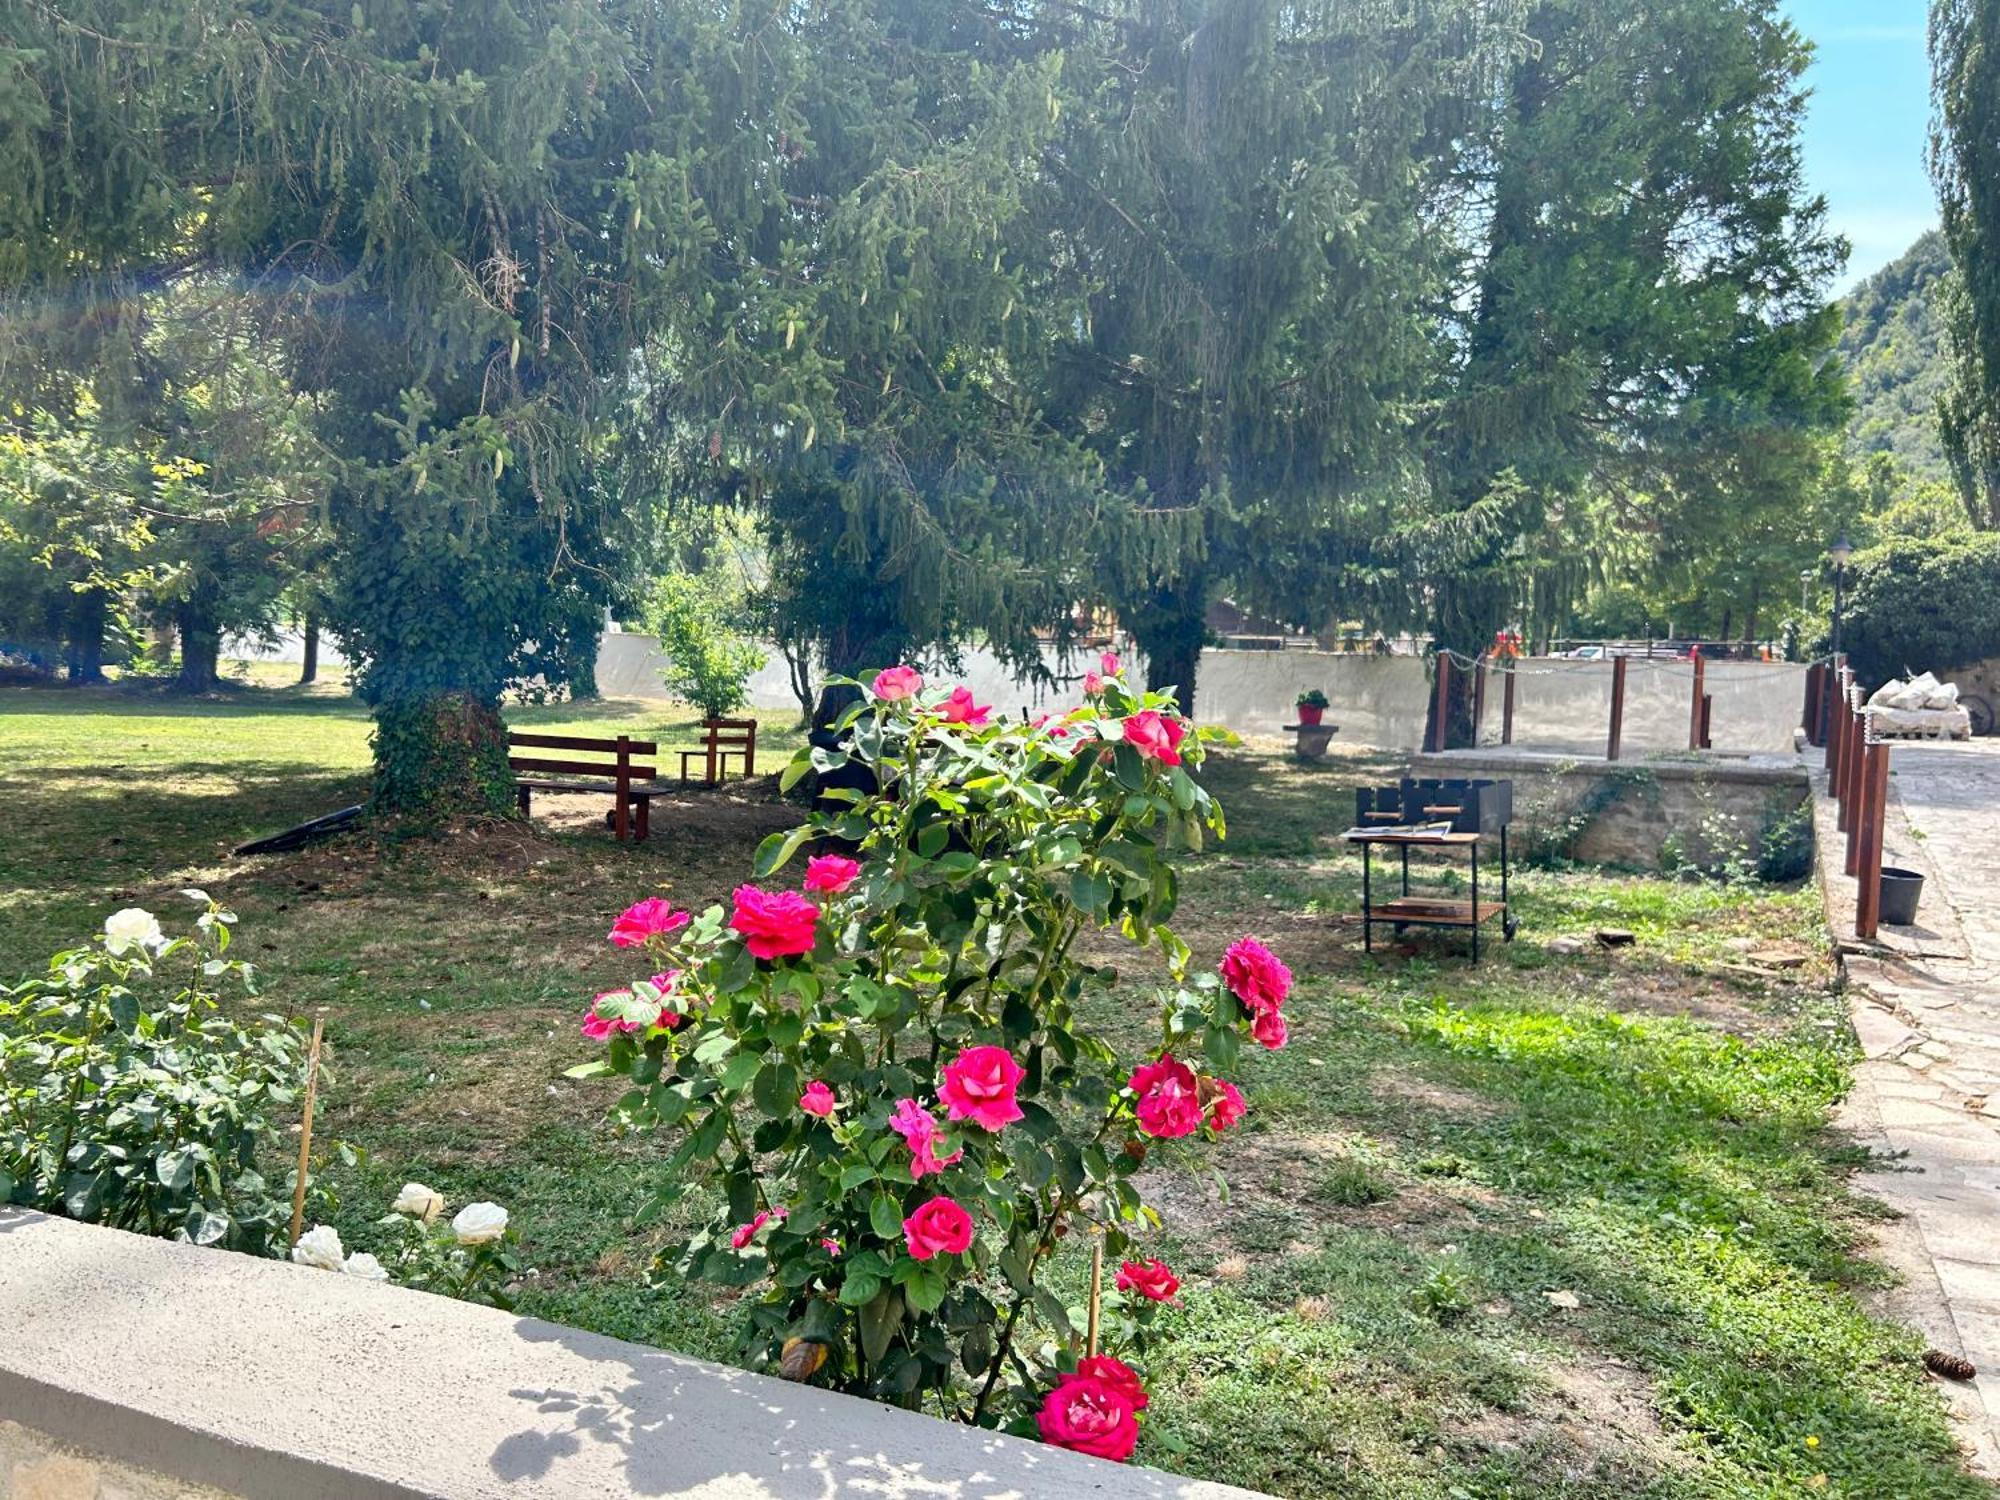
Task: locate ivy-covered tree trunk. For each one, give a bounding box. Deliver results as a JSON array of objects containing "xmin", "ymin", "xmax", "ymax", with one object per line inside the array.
[
  {"xmin": 299, "ymin": 616, "xmax": 318, "ymax": 685},
  {"xmin": 367, "ymin": 690, "xmax": 514, "ymax": 823},
  {"xmin": 331, "ymin": 485, "xmax": 531, "ymax": 823}
]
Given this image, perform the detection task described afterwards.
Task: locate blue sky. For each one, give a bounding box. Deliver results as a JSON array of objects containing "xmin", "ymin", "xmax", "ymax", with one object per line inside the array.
[{"xmin": 1781, "ymin": 1, "xmax": 1937, "ymax": 291}]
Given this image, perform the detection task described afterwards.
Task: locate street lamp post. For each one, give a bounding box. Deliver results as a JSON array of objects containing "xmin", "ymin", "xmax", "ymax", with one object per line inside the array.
[
  {"xmin": 1829, "ymin": 535, "xmax": 1853, "ymax": 658},
  {"xmin": 1821, "ymin": 536, "xmax": 1854, "ymax": 748}
]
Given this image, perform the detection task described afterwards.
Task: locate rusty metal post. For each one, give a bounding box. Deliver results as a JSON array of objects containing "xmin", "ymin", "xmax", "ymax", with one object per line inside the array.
[
  {"xmin": 1472, "ymin": 655, "xmax": 1488, "ymax": 747},
  {"xmin": 1607, "ymin": 655, "xmax": 1628, "ymax": 762},
  {"xmin": 1428, "ymin": 652, "xmax": 1453, "ymax": 753},
  {"xmin": 1502, "ymin": 663, "xmax": 1516, "ymax": 746},
  {"xmin": 1844, "ymin": 698, "xmax": 1868, "ymax": 873},
  {"xmin": 1803, "ymin": 663, "xmax": 1823, "ymax": 747},
  {"xmin": 1855, "ymin": 739, "xmax": 1891, "ymax": 939},
  {"xmin": 1689, "ymin": 650, "xmax": 1706, "ymax": 751}
]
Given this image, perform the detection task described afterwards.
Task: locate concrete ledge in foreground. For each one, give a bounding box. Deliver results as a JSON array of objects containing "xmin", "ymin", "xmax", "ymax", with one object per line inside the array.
[{"xmin": 0, "ymin": 1209, "xmax": 1267, "ymax": 1500}]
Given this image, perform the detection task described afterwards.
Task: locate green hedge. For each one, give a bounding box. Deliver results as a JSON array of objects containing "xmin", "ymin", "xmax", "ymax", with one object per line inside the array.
[{"xmin": 1844, "ymin": 533, "xmax": 2000, "ymax": 687}]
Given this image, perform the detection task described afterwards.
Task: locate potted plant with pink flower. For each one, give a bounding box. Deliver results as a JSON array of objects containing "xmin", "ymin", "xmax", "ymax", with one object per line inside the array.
[{"xmin": 573, "ymin": 667, "xmax": 1295, "ymax": 1465}]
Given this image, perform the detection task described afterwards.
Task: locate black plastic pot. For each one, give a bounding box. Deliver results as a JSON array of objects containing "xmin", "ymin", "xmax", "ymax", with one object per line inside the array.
[{"xmin": 1879, "ymin": 867, "xmax": 1924, "ymax": 927}]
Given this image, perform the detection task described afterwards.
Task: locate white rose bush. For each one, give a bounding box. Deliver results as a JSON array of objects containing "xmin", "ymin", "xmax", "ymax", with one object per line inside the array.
[
  {"xmin": 576, "ymin": 663, "xmax": 1297, "ymax": 1462},
  {"xmin": 0, "ymin": 894, "xmax": 323, "ymax": 1254}
]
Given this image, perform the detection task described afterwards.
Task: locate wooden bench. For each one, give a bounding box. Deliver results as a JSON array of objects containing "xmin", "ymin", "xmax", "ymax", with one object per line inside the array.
[
  {"xmin": 680, "ymin": 718, "xmax": 757, "ymax": 785},
  {"xmin": 508, "ymin": 732, "xmax": 665, "ymax": 842}
]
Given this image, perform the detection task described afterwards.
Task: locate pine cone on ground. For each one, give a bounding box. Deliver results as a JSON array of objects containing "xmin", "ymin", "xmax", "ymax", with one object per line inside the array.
[{"xmin": 1923, "ymin": 1348, "xmax": 1977, "ymax": 1381}]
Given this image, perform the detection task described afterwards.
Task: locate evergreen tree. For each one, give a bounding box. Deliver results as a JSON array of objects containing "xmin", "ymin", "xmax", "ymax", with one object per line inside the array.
[
  {"xmin": 1033, "ymin": 0, "xmax": 1471, "ymax": 711},
  {"xmin": 1407, "ymin": 0, "xmax": 1843, "ymax": 731},
  {"xmin": 1930, "ymin": 0, "xmax": 2000, "ymax": 527}
]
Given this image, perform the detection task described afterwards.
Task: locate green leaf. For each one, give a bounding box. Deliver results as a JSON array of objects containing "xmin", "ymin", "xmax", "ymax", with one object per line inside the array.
[
  {"xmin": 563, "ymin": 1059, "xmax": 614, "ymax": 1080},
  {"xmin": 859, "ymin": 1287, "xmax": 904, "ymax": 1363},
  {"xmin": 718, "ymin": 1049, "xmax": 762, "ymax": 1093},
  {"xmin": 840, "ymin": 1162, "xmax": 879, "ymax": 1192},
  {"xmin": 904, "ymin": 1264, "xmax": 948, "ymax": 1314},
  {"xmin": 1069, "ymin": 869, "xmax": 1111, "ymax": 912},
  {"xmin": 754, "ymin": 825, "xmax": 815, "ymax": 878},
  {"xmin": 869, "ymin": 1193, "xmax": 905, "ymax": 1241}
]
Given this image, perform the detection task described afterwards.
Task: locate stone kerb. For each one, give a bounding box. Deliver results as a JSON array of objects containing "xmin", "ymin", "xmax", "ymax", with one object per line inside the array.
[{"xmin": 0, "ymin": 1209, "xmax": 1268, "ymax": 1500}]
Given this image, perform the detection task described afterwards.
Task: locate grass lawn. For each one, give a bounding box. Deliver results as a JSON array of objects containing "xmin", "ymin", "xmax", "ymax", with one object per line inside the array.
[{"xmin": 0, "ymin": 675, "xmax": 1987, "ymax": 1498}]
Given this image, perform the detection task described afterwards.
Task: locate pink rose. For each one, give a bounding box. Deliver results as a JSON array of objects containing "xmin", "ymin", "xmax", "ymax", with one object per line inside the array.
[
  {"xmin": 581, "ymin": 989, "xmax": 640, "ymax": 1041},
  {"xmin": 1121, "ymin": 710, "xmax": 1186, "ymax": 766},
  {"xmin": 803, "ymin": 854, "xmax": 861, "ymax": 895},
  {"xmin": 799, "ymin": 1081, "xmax": 837, "ymax": 1118},
  {"xmin": 1251, "ymin": 1008, "xmax": 1288, "ymax": 1050},
  {"xmin": 1075, "ymin": 1354, "xmax": 1149, "ymax": 1411},
  {"xmin": 1202, "ymin": 1078, "xmax": 1246, "ymax": 1131},
  {"xmin": 730, "ymin": 884, "xmax": 819, "ymax": 960},
  {"xmin": 608, "ymin": 897, "xmax": 691, "ymax": 948},
  {"xmin": 1129, "ymin": 1055, "xmax": 1201, "ymax": 1139},
  {"xmin": 873, "ymin": 665, "xmax": 923, "ymax": 701},
  {"xmin": 730, "ymin": 1207, "xmax": 785, "ymax": 1250},
  {"xmin": 1036, "ymin": 1372, "xmax": 1140, "ymax": 1462},
  {"xmin": 1115, "ymin": 1256, "xmax": 1179, "ymax": 1302},
  {"xmin": 642, "ymin": 972, "xmax": 684, "ymax": 1030},
  {"xmin": 1099, "ymin": 651, "xmax": 1121, "ymax": 676},
  {"xmin": 902, "ymin": 1195, "xmax": 975, "ymax": 1260},
  {"xmin": 939, "ymin": 686, "xmax": 992, "ymax": 726},
  {"xmin": 1219, "ymin": 936, "xmax": 1292, "ymax": 1015},
  {"xmin": 1084, "ymin": 670, "xmax": 1106, "ymax": 695},
  {"xmin": 937, "ymin": 1045, "xmax": 1026, "ymax": 1132},
  {"xmin": 889, "ymin": 1097, "xmax": 964, "ymax": 1178}
]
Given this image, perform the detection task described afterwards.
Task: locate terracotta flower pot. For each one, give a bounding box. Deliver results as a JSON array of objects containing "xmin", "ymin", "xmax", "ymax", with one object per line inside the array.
[{"xmin": 1297, "ymin": 704, "xmax": 1325, "ymax": 726}]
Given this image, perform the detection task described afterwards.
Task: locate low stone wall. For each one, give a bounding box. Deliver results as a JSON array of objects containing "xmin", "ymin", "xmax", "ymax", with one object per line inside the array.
[
  {"xmin": 0, "ymin": 1209, "xmax": 1264, "ymax": 1500},
  {"xmin": 1409, "ymin": 749, "xmax": 1814, "ymax": 875}
]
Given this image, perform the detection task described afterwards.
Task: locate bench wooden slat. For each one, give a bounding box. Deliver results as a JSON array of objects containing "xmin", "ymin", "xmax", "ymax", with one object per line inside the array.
[
  {"xmin": 509, "ymin": 756, "xmax": 657, "ymax": 779},
  {"xmin": 516, "ymin": 776, "xmax": 633, "ymax": 793},
  {"xmin": 507, "ymin": 732, "xmax": 658, "ymax": 755}
]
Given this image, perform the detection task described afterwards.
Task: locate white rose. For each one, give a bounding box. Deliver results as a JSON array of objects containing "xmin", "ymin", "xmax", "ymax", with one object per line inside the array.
[
  {"xmin": 290, "ymin": 1224, "xmax": 345, "ymax": 1272},
  {"xmin": 102, "ymin": 907, "xmax": 164, "ymax": 957},
  {"xmin": 342, "ymin": 1252, "xmax": 391, "ymax": 1282},
  {"xmin": 451, "ymin": 1202, "xmax": 509, "ymax": 1245},
  {"xmin": 390, "ymin": 1182, "xmax": 445, "ymax": 1223}
]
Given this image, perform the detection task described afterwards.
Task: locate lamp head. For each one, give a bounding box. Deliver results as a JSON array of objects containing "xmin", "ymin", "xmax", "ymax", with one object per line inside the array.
[{"xmin": 1829, "ymin": 536, "xmax": 1854, "ymax": 569}]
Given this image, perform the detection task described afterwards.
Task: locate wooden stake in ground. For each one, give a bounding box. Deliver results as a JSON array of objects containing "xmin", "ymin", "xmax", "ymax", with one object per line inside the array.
[
  {"xmin": 1087, "ymin": 1238, "xmax": 1104, "ymax": 1358},
  {"xmin": 288, "ymin": 1013, "xmax": 326, "ymax": 1250}
]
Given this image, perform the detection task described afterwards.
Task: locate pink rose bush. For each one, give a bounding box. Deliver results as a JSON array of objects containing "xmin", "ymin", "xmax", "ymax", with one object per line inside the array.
[{"xmin": 575, "ymin": 666, "xmax": 1288, "ymax": 1462}]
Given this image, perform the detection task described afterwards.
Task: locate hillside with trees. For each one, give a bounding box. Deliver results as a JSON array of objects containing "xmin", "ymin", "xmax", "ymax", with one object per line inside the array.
[{"xmin": 1837, "ymin": 231, "xmax": 1951, "ymax": 480}]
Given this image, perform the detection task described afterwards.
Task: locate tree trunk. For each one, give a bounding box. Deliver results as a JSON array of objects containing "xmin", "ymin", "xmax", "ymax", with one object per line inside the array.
[
  {"xmin": 1126, "ymin": 572, "xmax": 1207, "ymax": 718},
  {"xmin": 175, "ymin": 595, "xmax": 222, "ymax": 693},
  {"xmin": 64, "ymin": 588, "xmax": 109, "ymax": 683},
  {"xmin": 367, "ymin": 692, "xmax": 516, "ymax": 823},
  {"xmin": 300, "ymin": 616, "xmax": 319, "ymax": 685}
]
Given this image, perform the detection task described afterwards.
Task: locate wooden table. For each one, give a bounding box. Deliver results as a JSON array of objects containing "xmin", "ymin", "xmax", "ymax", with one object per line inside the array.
[{"xmin": 1345, "ymin": 828, "xmax": 1515, "ymax": 961}]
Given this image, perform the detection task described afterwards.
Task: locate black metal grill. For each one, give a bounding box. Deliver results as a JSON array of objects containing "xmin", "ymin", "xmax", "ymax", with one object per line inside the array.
[{"xmin": 1355, "ymin": 777, "xmax": 1514, "ymax": 835}]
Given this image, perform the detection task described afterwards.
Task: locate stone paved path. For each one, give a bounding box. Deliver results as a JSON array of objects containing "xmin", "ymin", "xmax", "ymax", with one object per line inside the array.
[{"xmin": 1821, "ymin": 738, "xmax": 2000, "ymax": 1473}]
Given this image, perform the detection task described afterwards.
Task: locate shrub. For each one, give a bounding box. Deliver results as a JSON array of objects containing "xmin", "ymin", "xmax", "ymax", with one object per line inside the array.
[
  {"xmin": 0, "ymin": 897, "xmax": 314, "ymax": 1254},
  {"xmin": 1295, "ymin": 687, "xmax": 1330, "ymax": 709},
  {"xmin": 577, "ymin": 664, "xmax": 1290, "ymax": 1459},
  {"xmin": 1843, "ymin": 532, "xmax": 2000, "ymax": 687},
  {"xmin": 645, "ymin": 571, "xmax": 768, "ymax": 720}
]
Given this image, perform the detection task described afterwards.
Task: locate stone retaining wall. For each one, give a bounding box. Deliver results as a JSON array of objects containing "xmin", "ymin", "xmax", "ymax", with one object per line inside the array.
[
  {"xmin": 1409, "ymin": 749, "xmax": 1813, "ymax": 874},
  {"xmin": 0, "ymin": 1209, "xmax": 1263, "ymax": 1500}
]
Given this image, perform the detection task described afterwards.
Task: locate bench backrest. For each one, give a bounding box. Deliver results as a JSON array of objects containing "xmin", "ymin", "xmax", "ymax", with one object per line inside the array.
[
  {"xmin": 508, "ymin": 732, "xmax": 657, "ymax": 783},
  {"xmin": 702, "ymin": 718, "xmax": 756, "ymax": 747}
]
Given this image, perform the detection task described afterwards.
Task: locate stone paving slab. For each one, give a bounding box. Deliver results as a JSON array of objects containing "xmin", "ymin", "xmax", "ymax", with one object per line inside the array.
[{"xmin": 1819, "ymin": 739, "xmax": 2000, "ymax": 1476}]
